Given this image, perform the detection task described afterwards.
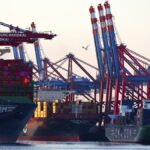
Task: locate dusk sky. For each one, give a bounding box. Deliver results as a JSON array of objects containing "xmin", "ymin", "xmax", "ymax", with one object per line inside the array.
[{"xmin": 0, "ymin": 0, "xmax": 149, "ymax": 67}]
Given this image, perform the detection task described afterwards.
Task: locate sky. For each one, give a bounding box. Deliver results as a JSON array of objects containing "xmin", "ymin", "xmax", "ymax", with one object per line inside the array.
[{"xmin": 0, "ymin": 0, "xmax": 150, "ymax": 68}]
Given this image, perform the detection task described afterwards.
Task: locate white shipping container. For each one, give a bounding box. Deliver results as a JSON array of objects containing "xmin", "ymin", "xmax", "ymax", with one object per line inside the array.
[{"xmin": 37, "ymin": 90, "xmax": 74, "ymax": 101}]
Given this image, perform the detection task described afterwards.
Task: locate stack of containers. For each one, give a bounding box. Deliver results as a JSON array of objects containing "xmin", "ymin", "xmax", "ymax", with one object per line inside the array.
[
  {"xmin": 34, "ymin": 101, "xmax": 41, "ymax": 118},
  {"xmin": 34, "ymin": 101, "xmax": 47, "ymax": 118},
  {"xmin": 82, "ymin": 102, "xmax": 97, "ymax": 114},
  {"xmin": 52, "ymin": 102, "xmax": 57, "ymax": 113},
  {"xmin": 0, "ymin": 59, "xmax": 32, "ymax": 97},
  {"xmin": 43, "ymin": 101, "xmax": 47, "ymax": 117}
]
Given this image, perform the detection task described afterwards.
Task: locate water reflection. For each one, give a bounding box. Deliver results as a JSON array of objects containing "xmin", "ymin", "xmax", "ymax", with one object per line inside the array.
[{"xmin": 0, "ymin": 141, "xmax": 150, "ymax": 150}]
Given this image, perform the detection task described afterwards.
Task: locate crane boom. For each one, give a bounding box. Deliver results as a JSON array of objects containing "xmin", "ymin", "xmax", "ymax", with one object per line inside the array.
[
  {"xmin": 89, "ymin": 6, "xmax": 104, "ymax": 80},
  {"xmin": 0, "ymin": 32, "xmax": 56, "ymax": 40},
  {"xmin": 98, "ymin": 4, "xmax": 113, "ymax": 78},
  {"xmin": 0, "ymin": 21, "xmax": 27, "ymax": 32},
  {"xmin": 104, "ymin": 1, "xmax": 120, "ymax": 78}
]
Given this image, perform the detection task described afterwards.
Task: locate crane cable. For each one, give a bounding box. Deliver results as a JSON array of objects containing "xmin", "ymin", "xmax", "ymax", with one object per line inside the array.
[{"xmin": 112, "ymin": 16, "xmax": 122, "ymax": 44}]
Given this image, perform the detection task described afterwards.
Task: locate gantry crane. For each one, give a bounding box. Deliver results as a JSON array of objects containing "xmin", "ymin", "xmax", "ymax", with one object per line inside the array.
[
  {"xmin": 0, "ymin": 21, "xmax": 56, "ymax": 76},
  {"xmin": 89, "ymin": 1, "xmax": 150, "ymax": 124}
]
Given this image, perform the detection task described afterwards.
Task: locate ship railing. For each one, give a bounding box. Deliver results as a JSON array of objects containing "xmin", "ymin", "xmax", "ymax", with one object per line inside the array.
[
  {"xmin": 105, "ymin": 124, "xmax": 136, "ymax": 128},
  {"xmin": 49, "ymin": 112, "xmax": 100, "ymax": 120}
]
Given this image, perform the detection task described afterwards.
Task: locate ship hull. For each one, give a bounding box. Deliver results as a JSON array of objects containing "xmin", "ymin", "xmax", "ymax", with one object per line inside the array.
[
  {"xmin": 0, "ymin": 102, "xmax": 35, "ymax": 143},
  {"xmin": 19, "ymin": 118, "xmax": 106, "ymax": 141},
  {"xmin": 105, "ymin": 124, "xmax": 150, "ymax": 143},
  {"xmin": 0, "ymin": 59, "xmax": 35, "ymax": 143}
]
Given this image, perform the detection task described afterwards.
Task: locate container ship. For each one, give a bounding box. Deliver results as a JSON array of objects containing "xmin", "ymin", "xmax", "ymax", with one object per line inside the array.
[
  {"xmin": 105, "ymin": 99, "xmax": 150, "ymax": 143},
  {"xmin": 19, "ymin": 88, "xmax": 106, "ymax": 141},
  {"xmin": 0, "ymin": 59, "xmax": 36, "ymax": 143}
]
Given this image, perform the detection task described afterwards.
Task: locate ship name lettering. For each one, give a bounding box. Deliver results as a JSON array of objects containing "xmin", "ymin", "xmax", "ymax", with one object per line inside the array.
[{"xmin": 0, "ymin": 107, "xmax": 8, "ymax": 113}]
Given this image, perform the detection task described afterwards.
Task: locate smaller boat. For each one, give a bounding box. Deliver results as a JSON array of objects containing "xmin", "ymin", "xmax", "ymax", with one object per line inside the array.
[{"xmin": 105, "ymin": 99, "xmax": 150, "ymax": 143}]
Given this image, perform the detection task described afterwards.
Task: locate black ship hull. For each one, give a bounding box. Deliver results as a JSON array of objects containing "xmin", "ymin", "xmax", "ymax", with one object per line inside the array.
[
  {"xmin": 105, "ymin": 124, "xmax": 150, "ymax": 143},
  {"xmin": 0, "ymin": 59, "xmax": 35, "ymax": 143},
  {"xmin": 19, "ymin": 118, "xmax": 106, "ymax": 141},
  {"xmin": 0, "ymin": 99, "xmax": 35, "ymax": 143},
  {"xmin": 105, "ymin": 101, "xmax": 150, "ymax": 143}
]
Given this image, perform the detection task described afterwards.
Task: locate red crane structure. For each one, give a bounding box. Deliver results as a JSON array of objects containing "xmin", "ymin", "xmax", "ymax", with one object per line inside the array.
[
  {"xmin": 35, "ymin": 53, "xmax": 99, "ymax": 102},
  {"xmin": 89, "ymin": 1, "xmax": 150, "ymax": 123},
  {"xmin": 0, "ymin": 21, "xmax": 56, "ymax": 76}
]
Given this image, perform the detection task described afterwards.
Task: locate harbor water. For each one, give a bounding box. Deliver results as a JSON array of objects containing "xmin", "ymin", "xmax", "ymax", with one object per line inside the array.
[{"xmin": 1, "ymin": 141, "xmax": 150, "ymax": 150}]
